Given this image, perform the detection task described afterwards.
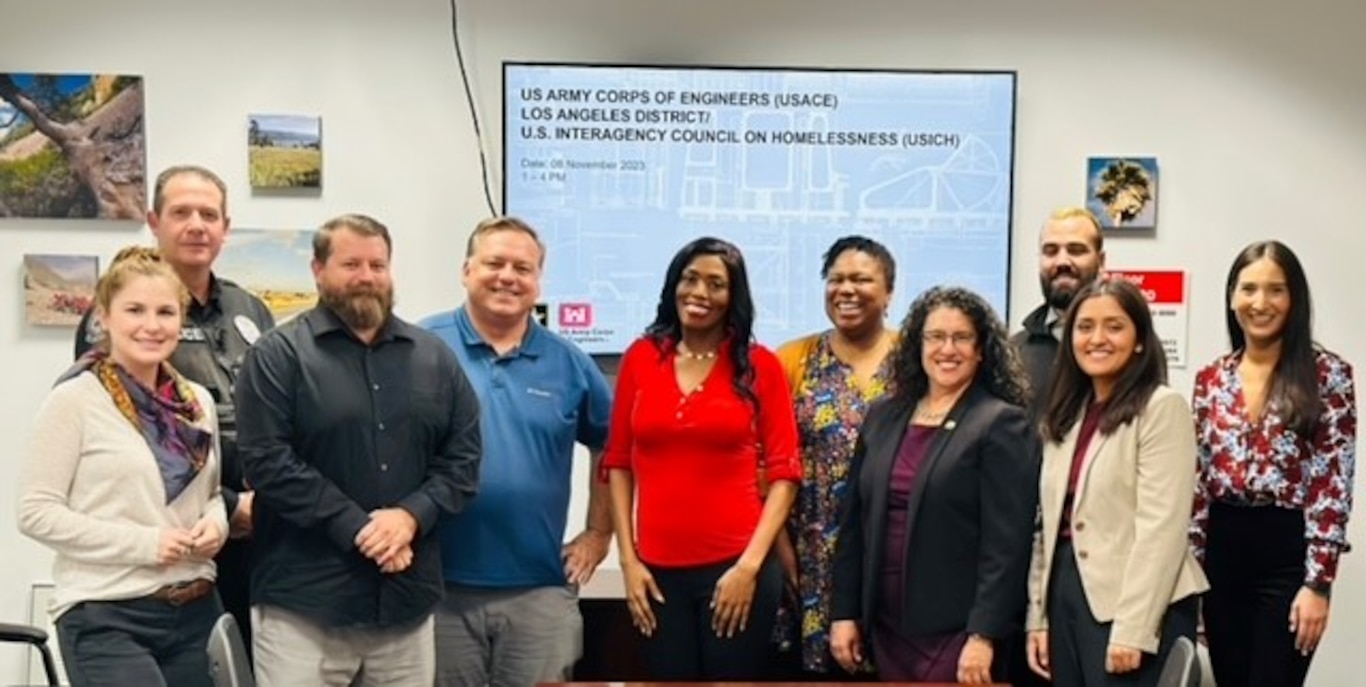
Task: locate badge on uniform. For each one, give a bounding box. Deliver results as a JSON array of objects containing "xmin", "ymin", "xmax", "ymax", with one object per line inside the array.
[{"xmin": 234, "ymin": 315, "xmax": 262, "ymax": 345}]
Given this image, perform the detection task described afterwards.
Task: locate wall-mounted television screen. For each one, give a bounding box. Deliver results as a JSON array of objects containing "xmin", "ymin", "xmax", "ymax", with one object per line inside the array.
[{"xmin": 504, "ymin": 62, "xmax": 1017, "ymax": 354}]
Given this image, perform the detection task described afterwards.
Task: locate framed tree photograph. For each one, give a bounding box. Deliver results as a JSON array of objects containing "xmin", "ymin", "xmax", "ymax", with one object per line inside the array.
[
  {"xmin": 0, "ymin": 73, "xmax": 146, "ymax": 219},
  {"xmin": 1087, "ymin": 157, "xmax": 1158, "ymax": 232}
]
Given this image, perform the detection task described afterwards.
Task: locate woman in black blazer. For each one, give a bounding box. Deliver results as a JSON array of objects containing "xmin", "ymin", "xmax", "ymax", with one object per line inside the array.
[{"xmin": 830, "ymin": 286, "xmax": 1039, "ymax": 684}]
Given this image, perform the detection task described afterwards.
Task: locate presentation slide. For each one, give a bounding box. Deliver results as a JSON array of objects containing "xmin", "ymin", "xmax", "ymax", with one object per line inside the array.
[{"xmin": 504, "ymin": 63, "xmax": 1017, "ymax": 354}]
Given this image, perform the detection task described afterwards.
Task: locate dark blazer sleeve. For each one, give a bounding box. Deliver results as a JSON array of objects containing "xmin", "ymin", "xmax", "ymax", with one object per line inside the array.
[
  {"xmin": 968, "ymin": 403, "xmax": 1041, "ymax": 638},
  {"xmin": 830, "ymin": 422, "xmax": 871, "ymax": 621}
]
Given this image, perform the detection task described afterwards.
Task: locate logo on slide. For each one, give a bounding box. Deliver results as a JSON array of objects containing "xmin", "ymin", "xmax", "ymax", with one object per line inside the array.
[{"xmin": 558, "ymin": 303, "xmax": 593, "ymax": 328}]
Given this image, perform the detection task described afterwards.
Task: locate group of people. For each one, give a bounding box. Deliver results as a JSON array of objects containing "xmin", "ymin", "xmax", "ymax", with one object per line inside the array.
[{"xmin": 13, "ymin": 163, "xmax": 1354, "ymax": 687}]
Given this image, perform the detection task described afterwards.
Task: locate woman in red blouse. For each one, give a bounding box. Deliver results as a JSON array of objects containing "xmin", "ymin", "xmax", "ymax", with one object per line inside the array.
[
  {"xmin": 1192, "ymin": 241, "xmax": 1356, "ymax": 687},
  {"xmin": 603, "ymin": 237, "xmax": 800, "ymax": 680}
]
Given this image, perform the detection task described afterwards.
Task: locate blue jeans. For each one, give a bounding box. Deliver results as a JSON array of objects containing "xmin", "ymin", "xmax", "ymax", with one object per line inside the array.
[{"xmin": 56, "ymin": 589, "xmax": 223, "ymax": 687}]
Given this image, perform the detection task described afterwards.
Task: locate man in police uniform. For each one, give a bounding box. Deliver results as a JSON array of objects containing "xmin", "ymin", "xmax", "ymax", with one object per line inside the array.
[{"xmin": 74, "ymin": 164, "xmax": 275, "ymax": 653}]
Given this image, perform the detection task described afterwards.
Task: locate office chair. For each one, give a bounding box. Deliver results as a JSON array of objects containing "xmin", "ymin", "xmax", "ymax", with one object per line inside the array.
[
  {"xmin": 0, "ymin": 622, "xmax": 60, "ymax": 686},
  {"xmin": 207, "ymin": 612, "xmax": 255, "ymax": 687},
  {"xmin": 1158, "ymin": 635, "xmax": 1201, "ymax": 687}
]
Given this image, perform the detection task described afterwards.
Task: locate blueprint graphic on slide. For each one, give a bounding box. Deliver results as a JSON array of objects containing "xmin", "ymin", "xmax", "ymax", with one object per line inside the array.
[{"xmin": 505, "ymin": 64, "xmax": 1016, "ymax": 354}]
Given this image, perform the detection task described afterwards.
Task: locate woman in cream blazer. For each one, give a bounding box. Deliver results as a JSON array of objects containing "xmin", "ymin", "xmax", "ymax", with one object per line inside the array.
[{"xmin": 1025, "ymin": 280, "xmax": 1207, "ymax": 687}]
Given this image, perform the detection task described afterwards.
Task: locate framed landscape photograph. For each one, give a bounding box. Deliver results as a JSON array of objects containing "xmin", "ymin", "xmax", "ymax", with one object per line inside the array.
[
  {"xmin": 216, "ymin": 228, "xmax": 317, "ymax": 321},
  {"xmin": 1087, "ymin": 156, "xmax": 1159, "ymax": 231},
  {"xmin": 23, "ymin": 254, "xmax": 98, "ymax": 326},
  {"xmin": 0, "ymin": 73, "xmax": 147, "ymax": 219},
  {"xmin": 248, "ymin": 114, "xmax": 322, "ymax": 189}
]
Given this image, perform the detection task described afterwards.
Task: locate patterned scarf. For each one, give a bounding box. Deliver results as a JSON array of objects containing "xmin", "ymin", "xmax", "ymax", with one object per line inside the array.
[{"xmin": 59, "ymin": 351, "xmax": 212, "ymax": 504}]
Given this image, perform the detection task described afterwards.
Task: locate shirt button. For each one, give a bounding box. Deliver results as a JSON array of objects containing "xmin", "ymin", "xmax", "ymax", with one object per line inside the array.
[
  {"xmin": 676, "ymin": 411, "xmax": 683, "ymax": 419},
  {"xmin": 1075, "ymin": 522, "xmax": 1085, "ymax": 532},
  {"xmin": 1078, "ymin": 550, "xmax": 1089, "ymax": 560},
  {"xmin": 380, "ymin": 463, "xmax": 388, "ymax": 471},
  {"xmin": 378, "ymin": 422, "xmax": 386, "ymax": 431},
  {"xmin": 372, "ymin": 383, "xmax": 380, "ymax": 391}
]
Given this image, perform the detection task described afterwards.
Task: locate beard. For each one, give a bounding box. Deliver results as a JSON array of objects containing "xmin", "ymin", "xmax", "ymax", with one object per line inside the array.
[
  {"xmin": 1040, "ymin": 266, "xmax": 1091, "ymax": 311},
  {"xmin": 319, "ymin": 282, "xmax": 394, "ymax": 332}
]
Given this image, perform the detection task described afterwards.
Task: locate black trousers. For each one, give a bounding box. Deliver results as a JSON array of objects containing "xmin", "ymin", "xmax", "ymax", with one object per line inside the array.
[
  {"xmin": 1204, "ymin": 502, "xmax": 1314, "ymax": 687},
  {"xmin": 56, "ymin": 589, "xmax": 223, "ymax": 687},
  {"xmin": 643, "ymin": 555, "xmax": 781, "ymax": 681},
  {"xmin": 1047, "ymin": 538, "xmax": 1198, "ymax": 687}
]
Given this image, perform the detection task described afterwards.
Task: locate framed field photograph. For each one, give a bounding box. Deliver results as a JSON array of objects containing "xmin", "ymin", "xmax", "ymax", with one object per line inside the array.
[
  {"xmin": 248, "ymin": 114, "xmax": 322, "ymax": 189},
  {"xmin": 0, "ymin": 73, "xmax": 147, "ymax": 219},
  {"xmin": 23, "ymin": 253, "xmax": 98, "ymax": 326},
  {"xmin": 215, "ymin": 228, "xmax": 317, "ymax": 322},
  {"xmin": 1086, "ymin": 156, "xmax": 1158, "ymax": 231}
]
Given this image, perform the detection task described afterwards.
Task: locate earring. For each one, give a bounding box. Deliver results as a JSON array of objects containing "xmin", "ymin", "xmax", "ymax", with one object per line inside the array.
[{"xmin": 1135, "ymin": 345, "xmax": 1144, "ymax": 353}]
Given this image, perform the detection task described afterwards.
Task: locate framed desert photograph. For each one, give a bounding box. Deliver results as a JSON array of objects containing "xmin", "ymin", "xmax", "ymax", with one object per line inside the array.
[
  {"xmin": 0, "ymin": 73, "xmax": 146, "ymax": 219},
  {"xmin": 248, "ymin": 114, "xmax": 322, "ymax": 189},
  {"xmin": 23, "ymin": 254, "xmax": 98, "ymax": 327},
  {"xmin": 1086, "ymin": 156, "xmax": 1159, "ymax": 231},
  {"xmin": 216, "ymin": 228, "xmax": 317, "ymax": 322}
]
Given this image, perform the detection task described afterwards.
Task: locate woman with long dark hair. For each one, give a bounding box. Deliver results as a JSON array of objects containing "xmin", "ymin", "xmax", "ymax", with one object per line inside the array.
[
  {"xmin": 1192, "ymin": 241, "xmax": 1356, "ymax": 687},
  {"xmin": 1026, "ymin": 279, "xmax": 1207, "ymax": 687},
  {"xmin": 829, "ymin": 286, "xmax": 1037, "ymax": 684},
  {"xmin": 602, "ymin": 237, "xmax": 800, "ymax": 680}
]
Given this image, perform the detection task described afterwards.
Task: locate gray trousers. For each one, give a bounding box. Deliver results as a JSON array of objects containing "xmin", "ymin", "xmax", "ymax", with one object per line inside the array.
[
  {"xmin": 251, "ymin": 604, "xmax": 434, "ymax": 687},
  {"xmin": 434, "ymin": 584, "xmax": 582, "ymax": 687}
]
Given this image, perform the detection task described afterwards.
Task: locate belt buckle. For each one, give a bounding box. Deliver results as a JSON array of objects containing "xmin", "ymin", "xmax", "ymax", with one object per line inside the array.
[{"xmin": 164, "ymin": 580, "xmax": 200, "ymax": 607}]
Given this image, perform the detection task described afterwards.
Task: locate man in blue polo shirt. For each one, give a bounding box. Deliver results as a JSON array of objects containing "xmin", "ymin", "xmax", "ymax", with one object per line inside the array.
[{"xmin": 420, "ymin": 216, "xmax": 613, "ymax": 687}]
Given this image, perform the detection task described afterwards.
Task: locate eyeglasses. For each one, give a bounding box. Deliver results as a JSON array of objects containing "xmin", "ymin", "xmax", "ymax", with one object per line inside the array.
[{"xmin": 922, "ymin": 331, "xmax": 977, "ymax": 348}]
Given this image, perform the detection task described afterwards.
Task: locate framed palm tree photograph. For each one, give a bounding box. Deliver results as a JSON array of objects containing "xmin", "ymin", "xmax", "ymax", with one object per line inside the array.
[{"xmin": 1087, "ymin": 156, "xmax": 1158, "ymax": 231}]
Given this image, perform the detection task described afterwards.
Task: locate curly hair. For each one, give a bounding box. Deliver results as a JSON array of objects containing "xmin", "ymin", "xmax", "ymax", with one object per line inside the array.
[{"xmin": 884, "ymin": 286, "xmax": 1028, "ymax": 410}]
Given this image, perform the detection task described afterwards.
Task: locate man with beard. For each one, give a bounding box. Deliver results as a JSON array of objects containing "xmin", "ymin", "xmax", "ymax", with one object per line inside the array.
[
  {"xmin": 235, "ymin": 214, "xmax": 483, "ymax": 686},
  {"xmin": 72, "ymin": 165, "xmax": 273, "ymax": 656},
  {"xmin": 1011, "ymin": 207, "xmax": 1107, "ymax": 419},
  {"xmin": 1005, "ymin": 206, "xmax": 1105, "ymax": 687}
]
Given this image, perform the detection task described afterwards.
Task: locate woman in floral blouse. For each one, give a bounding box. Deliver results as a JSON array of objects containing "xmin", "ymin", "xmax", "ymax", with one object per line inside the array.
[
  {"xmin": 1192, "ymin": 240, "xmax": 1356, "ymax": 687},
  {"xmin": 772, "ymin": 236, "xmax": 898, "ymax": 677}
]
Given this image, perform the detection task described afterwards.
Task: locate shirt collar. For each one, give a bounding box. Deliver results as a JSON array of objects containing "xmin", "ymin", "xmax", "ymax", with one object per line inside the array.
[
  {"xmin": 306, "ymin": 305, "xmax": 413, "ymax": 344},
  {"xmin": 454, "ymin": 306, "xmax": 545, "ymax": 358},
  {"xmin": 1047, "ymin": 309, "xmax": 1063, "ymax": 339},
  {"xmin": 188, "ymin": 273, "xmax": 224, "ymax": 316}
]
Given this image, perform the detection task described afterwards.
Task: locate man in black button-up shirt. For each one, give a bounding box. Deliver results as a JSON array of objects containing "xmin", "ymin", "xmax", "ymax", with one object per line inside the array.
[{"xmin": 237, "ymin": 214, "xmax": 481, "ymax": 686}]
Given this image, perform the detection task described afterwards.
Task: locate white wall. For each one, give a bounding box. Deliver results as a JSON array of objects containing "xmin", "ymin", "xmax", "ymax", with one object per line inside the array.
[{"xmin": 2, "ymin": 0, "xmax": 1362, "ymax": 683}]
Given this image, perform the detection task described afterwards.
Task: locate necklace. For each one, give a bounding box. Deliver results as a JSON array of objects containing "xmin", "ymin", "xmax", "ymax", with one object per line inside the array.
[
  {"xmin": 677, "ymin": 343, "xmax": 718, "ymax": 360},
  {"xmin": 913, "ymin": 398, "xmax": 953, "ymax": 423}
]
